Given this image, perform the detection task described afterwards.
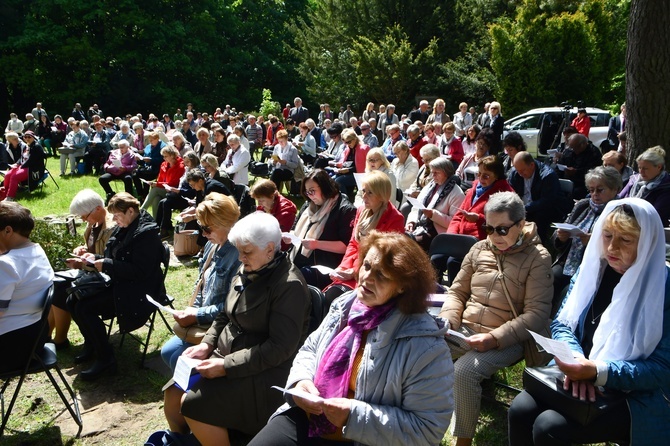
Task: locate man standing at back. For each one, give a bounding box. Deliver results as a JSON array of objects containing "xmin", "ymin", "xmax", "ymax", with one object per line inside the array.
[
  {"xmin": 408, "ymin": 100, "xmax": 430, "ymax": 124},
  {"xmin": 289, "ymin": 97, "xmax": 309, "ymax": 125}
]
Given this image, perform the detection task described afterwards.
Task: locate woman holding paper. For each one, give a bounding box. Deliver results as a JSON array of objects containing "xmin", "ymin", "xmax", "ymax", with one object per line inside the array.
[
  {"xmin": 508, "ymin": 198, "xmax": 670, "ymax": 446},
  {"xmin": 98, "ymin": 139, "xmax": 137, "ymax": 201},
  {"xmin": 551, "ymin": 166, "xmax": 621, "ymax": 311},
  {"xmin": 163, "ymin": 212, "xmax": 311, "ymax": 444},
  {"xmin": 249, "ymin": 231, "xmax": 454, "ymax": 446},
  {"xmin": 405, "ymin": 157, "xmax": 465, "ymax": 251},
  {"xmin": 140, "ymin": 145, "xmax": 185, "ymax": 218},
  {"xmin": 289, "ymin": 169, "xmax": 356, "ymax": 289},
  {"xmin": 325, "ymin": 171, "xmax": 404, "ymax": 302},
  {"xmin": 439, "ymin": 191, "xmax": 553, "ymax": 446},
  {"xmin": 160, "ymin": 193, "xmax": 240, "ymax": 371}
]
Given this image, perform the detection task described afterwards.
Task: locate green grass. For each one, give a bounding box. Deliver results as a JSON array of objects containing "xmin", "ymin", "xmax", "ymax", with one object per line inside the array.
[{"xmin": 3, "ymin": 173, "xmax": 576, "ymax": 446}]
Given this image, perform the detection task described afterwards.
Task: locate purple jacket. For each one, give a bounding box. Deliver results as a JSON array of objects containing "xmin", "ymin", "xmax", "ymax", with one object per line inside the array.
[{"xmin": 104, "ymin": 149, "xmax": 137, "ymax": 176}]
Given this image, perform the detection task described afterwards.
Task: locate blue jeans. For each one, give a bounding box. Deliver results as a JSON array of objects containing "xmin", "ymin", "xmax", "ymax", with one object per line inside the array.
[{"xmin": 160, "ymin": 335, "xmax": 193, "ymax": 372}]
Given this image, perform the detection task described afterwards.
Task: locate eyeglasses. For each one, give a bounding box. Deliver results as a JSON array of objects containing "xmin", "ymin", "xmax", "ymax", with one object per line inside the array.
[
  {"xmin": 588, "ymin": 187, "xmax": 606, "ymax": 195},
  {"xmin": 197, "ymin": 222, "xmax": 213, "ymax": 234},
  {"xmin": 482, "ymin": 219, "xmax": 521, "ymax": 236},
  {"xmin": 305, "ymin": 188, "xmax": 319, "ymax": 196},
  {"xmin": 81, "ymin": 209, "xmax": 94, "ymax": 221}
]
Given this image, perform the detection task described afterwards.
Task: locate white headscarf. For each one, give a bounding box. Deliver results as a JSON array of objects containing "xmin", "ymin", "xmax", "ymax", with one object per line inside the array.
[{"xmin": 557, "ymin": 198, "xmax": 667, "ymax": 361}]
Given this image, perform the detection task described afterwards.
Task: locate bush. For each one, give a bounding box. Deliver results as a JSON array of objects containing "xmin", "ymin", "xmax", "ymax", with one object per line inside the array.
[{"xmin": 31, "ymin": 219, "xmax": 81, "ymax": 271}]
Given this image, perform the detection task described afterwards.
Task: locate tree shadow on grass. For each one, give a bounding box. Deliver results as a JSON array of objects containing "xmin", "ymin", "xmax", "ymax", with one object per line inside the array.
[{"xmin": 1, "ymin": 424, "xmax": 76, "ymax": 446}]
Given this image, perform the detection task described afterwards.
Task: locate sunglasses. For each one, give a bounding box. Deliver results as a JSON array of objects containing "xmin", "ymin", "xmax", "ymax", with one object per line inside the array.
[
  {"xmin": 197, "ymin": 222, "xmax": 213, "ymax": 234},
  {"xmin": 482, "ymin": 219, "xmax": 521, "ymax": 236}
]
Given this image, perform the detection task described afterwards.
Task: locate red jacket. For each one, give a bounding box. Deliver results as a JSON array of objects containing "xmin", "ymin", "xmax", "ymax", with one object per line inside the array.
[
  {"xmin": 409, "ymin": 137, "xmax": 428, "ymax": 167},
  {"xmin": 156, "ymin": 158, "xmax": 185, "ymax": 188},
  {"xmin": 257, "ymin": 193, "xmax": 297, "ymax": 251},
  {"xmin": 331, "ymin": 201, "xmax": 405, "ymax": 289},
  {"xmin": 447, "ymin": 179, "xmax": 514, "ymax": 239},
  {"xmin": 571, "ymin": 116, "xmax": 591, "ymax": 138},
  {"xmin": 266, "ymin": 123, "xmax": 285, "ymax": 147}
]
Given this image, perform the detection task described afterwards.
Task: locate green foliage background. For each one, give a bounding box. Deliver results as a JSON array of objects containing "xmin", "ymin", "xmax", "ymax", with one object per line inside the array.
[{"xmin": 0, "ymin": 0, "xmax": 628, "ymax": 119}]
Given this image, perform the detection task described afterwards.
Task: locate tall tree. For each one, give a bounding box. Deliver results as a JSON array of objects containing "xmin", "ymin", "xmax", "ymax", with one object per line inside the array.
[{"xmin": 625, "ymin": 0, "xmax": 670, "ymax": 164}]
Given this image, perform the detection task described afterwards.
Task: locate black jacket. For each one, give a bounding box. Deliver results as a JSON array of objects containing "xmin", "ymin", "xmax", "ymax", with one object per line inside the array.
[
  {"xmin": 101, "ymin": 210, "xmax": 165, "ymax": 332},
  {"xmin": 23, "ymin": 141, "xmax": 46, "ymax": 191}
]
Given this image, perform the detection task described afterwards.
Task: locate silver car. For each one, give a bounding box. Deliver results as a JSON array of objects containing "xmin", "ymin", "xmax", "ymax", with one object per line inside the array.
[{"xmin": 503, "ymin": 107, "xmax": 611, "ymax": 158}]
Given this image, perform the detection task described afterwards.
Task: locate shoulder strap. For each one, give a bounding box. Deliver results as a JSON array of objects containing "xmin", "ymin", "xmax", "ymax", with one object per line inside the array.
[
  {"xmin": 495, "ymin": 254, "xmax": 519, "ymax": 319},
  {"xmin": 188, "ymin": 244, "xmax": 218, "ymax": 306}
]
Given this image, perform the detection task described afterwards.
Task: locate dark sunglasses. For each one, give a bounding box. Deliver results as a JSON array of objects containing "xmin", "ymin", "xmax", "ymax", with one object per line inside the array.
[
  {"xmin": 482, "ymin": 219, "xmax": 521, "ymax": 236},
  {"xmin": 197, "ymin": 222, "xmax": 213, "ymax": 234}
]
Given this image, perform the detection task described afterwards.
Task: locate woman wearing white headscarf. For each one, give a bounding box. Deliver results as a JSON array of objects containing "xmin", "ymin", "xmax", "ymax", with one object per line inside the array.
[{"xmin": 508, "ymin": 198, "xmax": 670, "ymax": 446}]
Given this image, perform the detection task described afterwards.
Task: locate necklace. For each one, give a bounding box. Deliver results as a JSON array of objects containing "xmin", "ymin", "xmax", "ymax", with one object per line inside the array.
[{"xmin": 590, "ymin": 305, "xmax": 606, "ymax": 325}]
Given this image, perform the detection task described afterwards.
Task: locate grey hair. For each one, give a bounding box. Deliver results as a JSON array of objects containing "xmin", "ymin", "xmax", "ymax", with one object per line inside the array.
[
  {"xmin": 201, "ymin": 153, "xmax": 219, "ymax": 169},
  {"xmin": 429, "ymin": 157, "xmax": 455, "ymax": 177},
  {"xmin": 637, "ymin": 145, "xmax": 666, "ymax": 168},
  {"xmin": 585, "ymin": 166, "xmax": 623, "ymax": 193},
  {"xmin": 117, "ymin": 139, "xmax": 130, "ymax": 148},
  {"xmin": 132, "ymin": 122, "xmax": 144, "ymax": 131},
  {"xmin": 228, "ymin": 212, "xmax": 281, "ymax": 253},
  {"xmin": 407, "ymin": 124, "xmax": 421, "ymax": 136},
  {"xmin": 484, "ymin": 191, "xmax": 526, "ymax": 223},
  {"xmin": 172, "ymin": 131, "xmax": 185, "ymax": 143},
  {"xmin": 70, "ymin": 189, "xmax": 104, "ymax": 215},
  {"xmin": 419, "ymin": 143, "xmax": 440, "ymax": 160},
  {"xmin": 119, "ymin": 120, "xmax": 130, "ymax": 129},
  {"xmin": 305, "ymin": 118, "xmax": 315, "ymax": 128},
  {"xmin": 227, "ymin": 134, "xmax": 240, "ymax": 144}
]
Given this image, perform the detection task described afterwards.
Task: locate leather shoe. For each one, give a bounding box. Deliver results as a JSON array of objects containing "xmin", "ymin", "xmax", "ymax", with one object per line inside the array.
[
  {"xmin": 74, "ymin": 347, "xmax": 95, "ymax": 364},
  {"xmin": 80, "ymin": 358, "xmax": 117, "ymax": 381}
]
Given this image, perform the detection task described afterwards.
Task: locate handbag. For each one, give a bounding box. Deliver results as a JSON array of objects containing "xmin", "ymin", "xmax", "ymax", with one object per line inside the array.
[
  {"xmin": 173, "ymin": 230, "xmax": 200, "ymax": 257},
  {"xmin": 67, "ymin": 270, "xmax": 112, "ymax": 301},
  {"xmin": 523, "ymin": 366, "xmax": 626, "ymax": 426},
  {"xmin": 495, "ymin": 256, "xmax": 552, "ymax": 367},
  {"xmin": 171, "ymin": 245, "xmax": 218, "ymax": 344}
]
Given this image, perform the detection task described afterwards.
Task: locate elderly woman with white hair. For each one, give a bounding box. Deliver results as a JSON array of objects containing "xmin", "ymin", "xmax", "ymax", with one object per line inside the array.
[
  {"xmin": 620, "ymin": 145, "xmax": 670, "ymax": 225},
  {"xmin": 222, "ymin": 133, "xmax": 250, "ymax": 185},
  {"xmin": 171, "ymin": 131, "xmax": 193, "ymax": 157},
  {"xmin": 163, "ymin": 212, "xmax": 311, "ymax": 445},
  {"xmin": 109, "ymin": 120, "xmax": 134, "ymax": 149}
]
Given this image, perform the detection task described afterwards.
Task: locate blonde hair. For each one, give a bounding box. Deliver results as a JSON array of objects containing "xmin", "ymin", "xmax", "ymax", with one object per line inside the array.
[
  {"xmin": 603, "ymin": 205, "xmax": 641, "ymax": 239},
  {"xmin": 636, "ymin": 145, "xmax": 666, "ymax": 168},
  {"xmin": 366, "ymin": 148, "xmax": 390, "ymax": 172},
  {"xmin": 362, "ymin": 170, "xmax": 392, "ymax": 203},
  {"xmin": 201, "ymin": 153, "xmax": 219, "ymax": 169},
  {"xmin": 195, "ymin": 192, "xmax": 240, "ymax": 230}
]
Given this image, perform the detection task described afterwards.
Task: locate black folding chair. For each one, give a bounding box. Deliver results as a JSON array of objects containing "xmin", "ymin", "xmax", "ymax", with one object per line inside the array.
[
  {"xmin": 106, "ymin": 242, "xmax": 174, "ymax": 367},
  {"xmin": 0, "ymin": 285, "xmax": 83, "ymax": 438},
  {"xmin": 307, "ymin": 285, "xmax": 328, "ymax": 335},
  {"xmin": 428, "ymin": 233, "xmax": 479, "ymax": 286}
]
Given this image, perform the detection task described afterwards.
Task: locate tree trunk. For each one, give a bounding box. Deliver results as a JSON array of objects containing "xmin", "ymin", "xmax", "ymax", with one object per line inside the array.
[{"xmin": 625, "ymin": 0, "xmax": 670, "ymax": 167}]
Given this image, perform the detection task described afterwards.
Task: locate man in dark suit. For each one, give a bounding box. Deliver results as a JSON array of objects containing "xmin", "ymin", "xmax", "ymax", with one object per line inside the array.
[
  {"xmin": 509, "ymin": 152, "xmax": 569, "ymax": 243},
  {"xmin": 408, "ymin": 100, "xmax": 430, "ymax": 123},
  {"xmin": 606, "ymin": 102, "xmax": 625, "ymax": 153},
  {"xmin": 288, "ymin": 97, "xmax": 309, "ymax": 125}
]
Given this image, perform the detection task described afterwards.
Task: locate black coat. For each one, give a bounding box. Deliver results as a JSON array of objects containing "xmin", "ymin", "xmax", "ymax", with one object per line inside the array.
[
  {"xmin": 101, "ymin": 210, "xmax": 165, "ymax": 332},
  {"xmin": 23, "ymin": 141, "xmax": 46, "ymax": 190}
]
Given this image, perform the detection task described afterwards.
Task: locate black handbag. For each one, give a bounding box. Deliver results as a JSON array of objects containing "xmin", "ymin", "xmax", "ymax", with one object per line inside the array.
[
  {"xmin": 523, "ymin": 366, "xmax": 626, "ymax": 426},
  {"xmin": 66, "ymin": 270, "xmax": 112, "ymax": 301}
]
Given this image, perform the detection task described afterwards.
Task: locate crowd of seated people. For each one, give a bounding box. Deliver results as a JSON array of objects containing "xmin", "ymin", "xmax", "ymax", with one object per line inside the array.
[{"xmin": 4, "ymin": 98, "xmax": 670, "ymax": 445}]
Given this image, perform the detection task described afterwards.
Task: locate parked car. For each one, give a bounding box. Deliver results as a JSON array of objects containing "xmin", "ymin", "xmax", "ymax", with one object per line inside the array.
[{"xmin": 503, "ymin": 107, "xmax": 611, "ymax": 158}]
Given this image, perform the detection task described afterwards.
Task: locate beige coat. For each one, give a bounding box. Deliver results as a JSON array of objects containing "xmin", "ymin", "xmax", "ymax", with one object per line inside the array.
[
  {"xmin": 83, "ymin": 212, "xmax": 117, "ymax": 255},
  {"xmin": 439, "ymin": 222, "xmax": 553, "ymax": 349}
]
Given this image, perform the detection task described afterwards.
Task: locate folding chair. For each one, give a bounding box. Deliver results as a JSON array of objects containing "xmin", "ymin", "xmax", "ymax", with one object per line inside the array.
[
  {"xmin": 0, "ymin": 285, "xmax": 83, "ymax": 438},
  {"xmin": 428, "ymin": 233, "xmax": 478, "ymax": 286},
  {"xmin": 39, "ymin": 157, "xmax": 60, "ymax": 190},
  {"xmin": 307, "ymin": 285, "xmax": 328, "ymax": 335},
  {"xmin": 106, "ymin": 242, "xmax": 174, "ymax": 367}
]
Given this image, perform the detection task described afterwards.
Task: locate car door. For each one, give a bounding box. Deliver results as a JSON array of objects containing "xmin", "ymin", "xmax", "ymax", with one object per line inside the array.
[{"xmin": 504, "ymin": 113, "xmax": 542, "ymax": 156}]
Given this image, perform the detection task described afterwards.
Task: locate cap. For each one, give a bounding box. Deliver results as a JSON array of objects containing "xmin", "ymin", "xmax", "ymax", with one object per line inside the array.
[
  {"xmin": 577, "ymin": 108, "xmax": 586, "ymax": 114},
  {"xmin": 22, "ymin": 130, "xmax": 36, "ymax": 139}
]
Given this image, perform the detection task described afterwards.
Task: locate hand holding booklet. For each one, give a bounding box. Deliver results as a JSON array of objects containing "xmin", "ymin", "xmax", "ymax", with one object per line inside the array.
[
  {"xmin": 272, "ymin": 386, "xmax": 324, "ymax": 404},
  {"xmin": 527, "ymin": 329, "xmax": 578, "ymax": 364},
  {"xmin": 551, "ymin": 223, "xmax": 586, "ymax": 237},
  {"xmin": 174, "ymin": 355, "xmax": 202, "ymax": 391}
]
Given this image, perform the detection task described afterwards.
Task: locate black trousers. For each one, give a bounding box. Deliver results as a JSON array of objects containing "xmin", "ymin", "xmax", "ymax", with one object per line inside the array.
[
  {"xmin": 508, "ymin": 390, "xmax": 630, "ymax": 446},
  {"xmin": 156, "ymin": 194, "xmax": 189, "ymax": 231},
  {"xmin": 66, "ymin": 288, "xmax": 116, "ymax": 359},
  {"xmin": 133, "ymin": 169, "xmax": 159, "ymax": 199},
  {"xmin": 248, "ymin": 407, "xmax": 349, "ymax": 446},
  {"xmin": 270, "ymin": 168, "xmax": 294, "ymax": 186},
  {"xmin": 99, "ymin": 172, "xmax": 134, "ymax": 196},
  {"xmin": 0, "ymin": 319, "xmax": 45, "ymax": 374}
]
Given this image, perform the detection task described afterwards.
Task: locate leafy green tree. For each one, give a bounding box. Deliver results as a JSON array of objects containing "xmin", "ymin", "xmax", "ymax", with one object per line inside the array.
[{"xmin": 490, "ymin": 0, "xmax": 628, "ymax": 117}]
